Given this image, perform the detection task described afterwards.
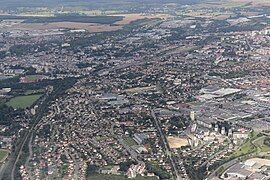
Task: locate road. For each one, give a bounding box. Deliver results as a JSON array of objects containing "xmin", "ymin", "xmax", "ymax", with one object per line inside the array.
[
  {"xmin": 69, "ymin": 152, "xmax": 79, "ymax": 180},
  {"xmin": 206, "ymin": 158, "xmax": 239, "ymax": 180},
  {"xmin": 0, "ymin": 78, "xmax": 77, "ymax": 180},
  {"xmin": 10, "ymin": 94, "xmax": 48, "ymax": 180},
  {"xmin": 89, "ymin": 92, "xmax": 140, "ymax": 163},
  {"xmin": 89, "ymin": 97, "xmax": 139, "ymax": 161},
  {"xmin": 207, "ymin": 133, "xmax": 270, "ymax": 179},
  {"xmin": 25, "ymin": 133, "xmax": 34, "ymax": 180},
  {"xmin": 150, "ymin": 109, "xmax": 184, "ymax": 180},
  {"xmin": 206, "ymin": 150, "xmax": 265, "ymax": 179},
  {"xmin": 0, "ymin": 161, "xmax": 8, "ymax": 179},
  {"xmin": 200, "ymin": 147, "xmax": 229, "ymax": 168}
]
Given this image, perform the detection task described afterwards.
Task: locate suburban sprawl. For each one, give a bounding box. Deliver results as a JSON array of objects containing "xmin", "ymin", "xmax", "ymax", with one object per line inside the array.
[{"xmin": 0, "ymin": 0, "xmax": 270, "ymax": 180}]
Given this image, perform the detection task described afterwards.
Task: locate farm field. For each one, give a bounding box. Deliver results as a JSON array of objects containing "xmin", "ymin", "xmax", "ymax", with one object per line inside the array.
[
  {"xmin": 114, "ymin": 13, "xmax": 170, "ymax": 25},
  {"xmin": 0, "ymin": 15, "xmax": 124, "ymax": 24},
  {"xmin": 194, "ymin": 0, "xmax": 270, "ymax": 9},
  {"xmin": 8, "ymin": 13, "xmax": 168, "ymax": 33},
  {"xmin": 230, "ymin": 0, "xmax": 270, "ymax": 6},
  {"xmin": 11, "ymin": 22, "xmax": 122, "ymax": 32},
  {"xmin": 183, "ymin": 11, "xmax": 234, "ymax": 20}
]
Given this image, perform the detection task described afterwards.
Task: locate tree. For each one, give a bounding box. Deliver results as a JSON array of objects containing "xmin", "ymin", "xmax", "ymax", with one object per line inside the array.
[
  {"xmin": 119, "ymin": 160, "xmax": 136, "ymax": 172},
  {"xmin": 86, "ymin": 164, "xmax": 99, "ymax": 176}
]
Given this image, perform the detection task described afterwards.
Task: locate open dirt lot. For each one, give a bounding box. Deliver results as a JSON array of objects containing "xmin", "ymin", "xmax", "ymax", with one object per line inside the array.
[{"xmin": 167, "ymin": 136, "xmax": 189, "ymax": 149}]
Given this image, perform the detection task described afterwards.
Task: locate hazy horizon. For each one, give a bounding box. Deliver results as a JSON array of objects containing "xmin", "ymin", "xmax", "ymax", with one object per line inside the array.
[{"xmin": 0, "ymin": 0, "xmax": 202, "ymax": 8}]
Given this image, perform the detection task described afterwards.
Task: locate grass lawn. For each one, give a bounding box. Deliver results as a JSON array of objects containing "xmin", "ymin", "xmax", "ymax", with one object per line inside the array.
[
  {"xmin": 6, "ymin": 94, "xmax": 42, "ymax": 109},
  {"xmin": 231, "ymin": 131, "xmax": 259, "ymax": 158},
  {"xmin": 253, "ymin": 136, "xmax": 270, "ymax": 152},
  {"xmin": 230, "ymin": 132, "xmax": 270, "ymax": 158},
  {"xmin": 123, "ymin": 136, "xmax": 138, "ymax": 146},
  {"xmin": 0, "ymin": 149, "xmax": 9, "ymax": 162},
  {"xmin": 26, "ymin": 75, "xmax": 39, "ymax": 81},
  {"xmin": 88, "ymin": 174, "xmax": 157, "ymax": 180},
  {"xmin": 232, "ymin": 140, "xmax": 256, "ymax": 157}
]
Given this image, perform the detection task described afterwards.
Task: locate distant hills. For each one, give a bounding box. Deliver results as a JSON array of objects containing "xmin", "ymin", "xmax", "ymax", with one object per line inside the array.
[
  {"xmin": 1, "ymin": 0, "xmax": 268, "ymax": 11},
  {"xmin": 229, "ymin": 0, "xmax": 270, "ymax": 6},
  {"xmin": 0, "ymin": 0, "xmax": 202, "ymax": 8}
]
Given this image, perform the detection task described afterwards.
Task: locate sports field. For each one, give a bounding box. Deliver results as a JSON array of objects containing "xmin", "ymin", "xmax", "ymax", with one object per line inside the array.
[
  {"xmin": 0, "ymin": 149, "xmax": 9, "ymax": 163},
  {"xmin": 6, "ymin": 94, "xmax": 42, "ymax": 109}
]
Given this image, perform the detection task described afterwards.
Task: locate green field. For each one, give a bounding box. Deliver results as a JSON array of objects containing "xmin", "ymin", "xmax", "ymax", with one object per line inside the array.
[
  {"xmin": 6, "ymin": 94, "xmax": 42, "ymax": 109},
  {"xmin": 231, "ymin": 131, "xmax": 259, "ymax": 157},
  {"xmin": 88, "ymin": 174, "xmax": 157, "ymax": 180},
  {"xmin": 0, "ymin": 149, "xmax": 9, "ymax": 162},
  {"xmin": 232, "ymin": 140, "xmax": 256, "ymax": 157},
  {"xmin": 253, "ymin": 136, "xmax": 270, "ymax": 153},
  {"xmin": 25, "ymin": 75, "xmax": 40, "ymax": 81},
  {"xmin": 0, "ymin": 15, "xmax": 124, "ymax": 24},
  {"xmin": 123, "ymin": 136, "xmax": 138, "ymax": 146},
  {"xmin": 230, "ymin": 132, "xmax": 270, "ymax": 158}
]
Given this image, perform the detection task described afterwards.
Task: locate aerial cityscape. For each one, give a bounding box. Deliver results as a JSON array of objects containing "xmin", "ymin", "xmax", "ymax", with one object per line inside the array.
[{"xmin": 0, "ymin": 0, "xmax": 270, "ymax": 179}]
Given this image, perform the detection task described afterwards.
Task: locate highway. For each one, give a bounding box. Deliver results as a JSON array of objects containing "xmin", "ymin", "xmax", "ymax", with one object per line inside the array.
[
  {"xmin": 206, "ymin": 150, "xmax": 266, "ymax": 179},
  {"xmin": 206, "ymin": 158, "xmax": 239, "ymax": 180},
  {"xmin": 0, "ymin": 78, "xmax": 77, "ymax": 180},
  {"xmin": 10, "ymin": 93, "xmax": 49, "ymax": 180},
  {"xmin": 207, "ymin": 133, "xmax": 270, "ymax": 179},
  {"xmin": 200, "ymin": 147, "xmax": 229, "ymax": 168}
]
